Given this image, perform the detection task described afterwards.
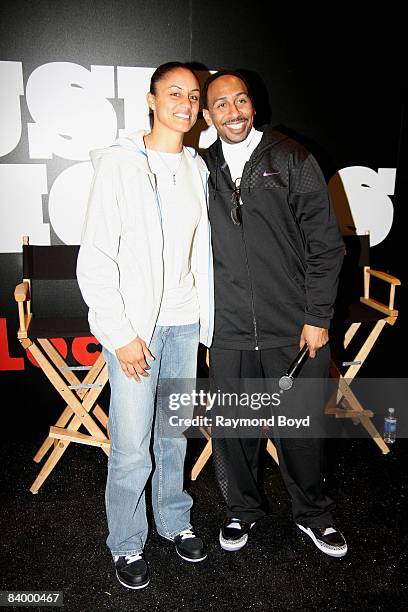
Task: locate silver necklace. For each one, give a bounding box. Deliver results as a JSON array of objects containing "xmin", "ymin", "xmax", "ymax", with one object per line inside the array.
[{"xmin": 156, "ymin": 150, "xmax": 183, "ymax": 185}]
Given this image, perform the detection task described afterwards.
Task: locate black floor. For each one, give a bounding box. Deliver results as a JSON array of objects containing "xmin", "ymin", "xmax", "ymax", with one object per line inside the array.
[{"xmin": 1, "ymin": 436, "xmax": 407, "ymax": 611}]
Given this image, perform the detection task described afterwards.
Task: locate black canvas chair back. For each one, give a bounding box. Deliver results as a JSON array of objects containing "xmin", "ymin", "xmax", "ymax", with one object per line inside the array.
[
  {"xmin": 331, "ymin": 234, "xmax": 378, "ymax": 357},
  {"xmin": 23, "ymin": 243, "xmax": 90, "ymax": 337},
  {"xmin": 335, "ymin": 234, "xmax": 369, "ymax": 314},
  {"xmin": 342, "ymin": 233, "xmax": 370, "ymax": 295}
]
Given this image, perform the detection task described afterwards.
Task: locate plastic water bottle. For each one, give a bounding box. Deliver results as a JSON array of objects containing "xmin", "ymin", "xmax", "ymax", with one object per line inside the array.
[{"xmin": 383, "ymin": 407, "xmax": 397, "ymax": 444}]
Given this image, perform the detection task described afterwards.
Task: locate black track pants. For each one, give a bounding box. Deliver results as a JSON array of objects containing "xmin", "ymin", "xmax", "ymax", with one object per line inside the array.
[{"xmin": 209, "ymin": 344, "xmax": 336, "ymax": 527}]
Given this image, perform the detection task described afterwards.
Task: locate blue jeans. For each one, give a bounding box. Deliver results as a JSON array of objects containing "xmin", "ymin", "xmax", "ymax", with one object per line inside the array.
[{"xmin": 103, "ymin": 322, "xmax": 199, "ymax": 557}]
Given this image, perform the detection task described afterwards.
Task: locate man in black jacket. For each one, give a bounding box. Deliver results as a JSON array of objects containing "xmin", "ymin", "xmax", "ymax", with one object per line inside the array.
[{"xmin": 202, "ymin": 70, "xmax": 347, "ymax": 557}]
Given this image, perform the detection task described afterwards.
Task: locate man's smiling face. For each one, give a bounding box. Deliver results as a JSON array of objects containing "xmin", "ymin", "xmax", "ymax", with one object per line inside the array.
[{"xmin": 203, "ymin": 75, "xmax": 255, "ymax": 144}]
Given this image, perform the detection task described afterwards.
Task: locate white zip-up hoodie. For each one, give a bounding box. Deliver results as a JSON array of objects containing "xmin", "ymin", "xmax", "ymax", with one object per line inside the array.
[{"xmin": 77, "ymin": 130, "xmax": 214, "ymax": 354}]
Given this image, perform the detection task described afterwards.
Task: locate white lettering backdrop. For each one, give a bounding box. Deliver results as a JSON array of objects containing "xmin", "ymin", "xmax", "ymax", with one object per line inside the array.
[{"xmin": 0, "ymin": 60, "xmax": 396, "ymax": 252}]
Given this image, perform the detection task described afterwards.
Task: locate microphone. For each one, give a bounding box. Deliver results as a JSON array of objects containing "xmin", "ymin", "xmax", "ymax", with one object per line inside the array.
[{"xmin": 278, "ymin": 345, "xmax": 309, "ymax": 391}]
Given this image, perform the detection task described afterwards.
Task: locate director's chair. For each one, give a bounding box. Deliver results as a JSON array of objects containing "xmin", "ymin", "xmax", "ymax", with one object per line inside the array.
[
  {"xmin": 326, "ymin": 234, "xmax": 401, "ymax": 453},
  {"xmin": 15, "ymin": 236, "xmax": 110, "ymax": 493}
]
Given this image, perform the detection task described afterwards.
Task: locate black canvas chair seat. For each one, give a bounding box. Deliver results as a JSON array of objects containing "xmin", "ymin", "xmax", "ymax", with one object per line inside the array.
[
  {"xmin": 346, "ymin": 301, "xmax": 386, "ymax": 324},
  {"xmin": 29, "ymin": 317, "xmax": 91, "ymax": 339}
]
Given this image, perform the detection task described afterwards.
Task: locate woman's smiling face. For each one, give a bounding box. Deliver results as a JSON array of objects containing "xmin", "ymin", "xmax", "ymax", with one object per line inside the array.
[{"xmin": 147, "ymin": 67, "xmax": 200, "ymax": 134}]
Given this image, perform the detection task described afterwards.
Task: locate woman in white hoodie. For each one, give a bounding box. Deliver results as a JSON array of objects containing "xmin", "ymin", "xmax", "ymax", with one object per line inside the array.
[{"xmin": 77, "ymin": 62, "xmax": 214, "ymax": 590}]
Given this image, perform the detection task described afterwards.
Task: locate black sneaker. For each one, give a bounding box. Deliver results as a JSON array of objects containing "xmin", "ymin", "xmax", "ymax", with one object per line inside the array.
[
  {"xmin": 114, "ymin": 553, "xmax": 150, "ymax": 589},
  {"xmin": 172, "ymin": 528, "xmax": 207, "ymax": 562},
  {"xmin": 219, "ymin": 517, "xmax": 255, "ymax": 552},
  {"xmin": 297, "ymin": 524, "xmax": 347, "ymax": 557}
]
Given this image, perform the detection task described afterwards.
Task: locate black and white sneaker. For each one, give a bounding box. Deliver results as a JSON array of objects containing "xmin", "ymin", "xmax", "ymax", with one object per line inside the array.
[
  {"xmin": 172, "ymin": 528, "xmax": 207, "ymax": 562},
  {"xmin": 297, "ymin": 524, "xmax": 347, "ymax": 557},
  {"xmin": 114, "ymin": 553, "xmax": 150, "ymax": 589},
  {"xmin": 219, "ymin": 517, "xmax": 255, "ymax": 552}
]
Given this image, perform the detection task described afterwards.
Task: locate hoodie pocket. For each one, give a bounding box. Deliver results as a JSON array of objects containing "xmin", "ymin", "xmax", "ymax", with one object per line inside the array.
[{"xmin": 279, "ymin": 259, "xmax": 305, "ymax": 298}]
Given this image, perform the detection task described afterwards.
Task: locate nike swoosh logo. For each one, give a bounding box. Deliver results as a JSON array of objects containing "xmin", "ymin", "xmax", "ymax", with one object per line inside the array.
[{"xmin": 263, "ymin": 170, "xmax": 280, "ymax": 176}]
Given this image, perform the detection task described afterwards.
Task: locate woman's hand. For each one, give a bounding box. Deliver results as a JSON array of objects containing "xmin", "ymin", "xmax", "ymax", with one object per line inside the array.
[{"xmin": 115, "ymin": 337, "xmax": 155, "ymax": 382}]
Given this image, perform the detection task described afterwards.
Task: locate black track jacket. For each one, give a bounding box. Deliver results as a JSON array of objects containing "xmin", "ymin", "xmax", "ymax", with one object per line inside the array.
[{"xmin": 203, "ymin": 126, "xmax": 344, "ymax": 350}]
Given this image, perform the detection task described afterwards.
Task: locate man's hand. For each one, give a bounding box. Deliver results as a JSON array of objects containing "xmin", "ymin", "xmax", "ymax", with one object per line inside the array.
[
  {"xmin": 299, "ymin": 324, "xmax": 329, "ymax": 358},
  {"xmin": 115, "ymin": 336, "xmax": 155, "ymax": 382}
]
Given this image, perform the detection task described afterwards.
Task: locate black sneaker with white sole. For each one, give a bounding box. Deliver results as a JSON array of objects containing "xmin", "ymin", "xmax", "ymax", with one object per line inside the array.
[
  {"xmin": 114, "ymin": 553, "xmax": 150, "ymax": 589},
  {"xmin": 172, "ymin": 528, "xmax": 207, "ymax": 562},
  {"xmin": 219, "ymin": 517, "xmax": 255, "ymax": 552},
  {"xmin": 297, "ymin": 524, "xmax": 347, "ymax": 557}
]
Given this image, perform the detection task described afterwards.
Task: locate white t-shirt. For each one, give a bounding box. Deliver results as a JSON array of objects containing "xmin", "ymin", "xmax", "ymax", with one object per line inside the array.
[
  {"xmin": 146, "ymin": 149, "xmax": 201, "ymax": 326},
  {"xmin": 221, "ymin": 127, "xmax": 263, "ymax": 183}
]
